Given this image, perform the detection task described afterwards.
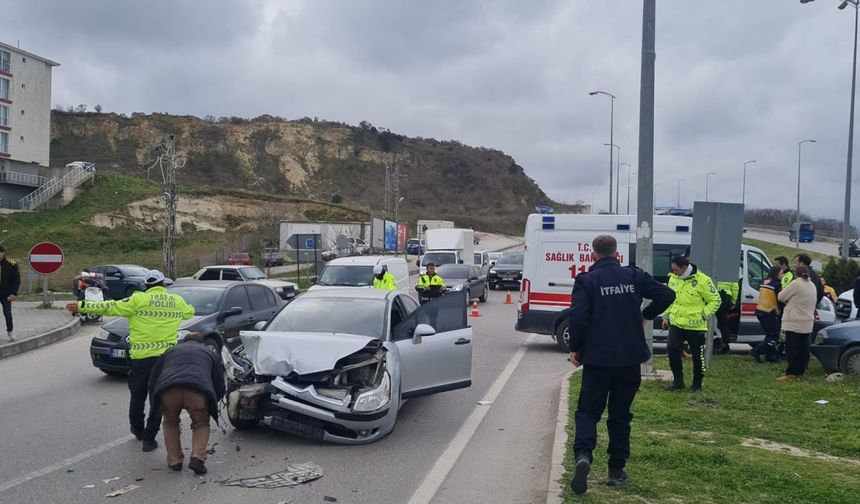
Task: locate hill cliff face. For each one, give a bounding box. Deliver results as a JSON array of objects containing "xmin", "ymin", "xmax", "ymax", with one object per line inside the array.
[{"xmin": 50, "ymin": 111, "xmax": 574, "ymax": 233}]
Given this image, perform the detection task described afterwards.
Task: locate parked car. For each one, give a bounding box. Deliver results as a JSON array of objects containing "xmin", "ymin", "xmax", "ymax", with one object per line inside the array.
[
  {"xmin": 487, "ymin": 252, "xmax": 503, "ymax": 267},
  {"xmin": 261, "ymin": 248, "xmax": 284, "ymax": 267},
  {"xmin": 221, "ymin": 288, "xmax": 472, "ymax": 444},
  {"xmin": 436, "ymin": 264, "xmax": 488, "ymax": 303},
  {"xmin": 812, "ymin": 320, "xmax": 860, "ymax": 375},
  {"xmin": 838, "ymin": 237, "xmax": 860, "ymax": 257},
  {"xmin": 346, "ymin": 237, "xmax": 371, "ymax": 255},
  {"xmin": 473, "ymin": 250, "xmax": 490, "ymax": 277},
  {"xmin": 228, "ymin": 252, "xmax": 252, "ymax": 266},
  {"xmin": 836, "ymin": 289, "xmax": 857, "ymax": 320},
  {"xmin": 84, "ymin": 264, "xmax": 150, "ymax": 300},
  {"xmin": 406, "ymin": 238, "xmax": 425, "ymax": 255},
  {"xmin": 488, "ymin": 251, "xmax": 524, "ymax": 290},
  {"xmin": 309, "ymin": 256, "xmax": 411, "ymax": 296},
  {"xmin": 190, "ymin": 265, "xmax": 298, "ymax": 300},
  {"xmin": 90, "ymin": 281, "xmax": 285, "ymax": 376}
]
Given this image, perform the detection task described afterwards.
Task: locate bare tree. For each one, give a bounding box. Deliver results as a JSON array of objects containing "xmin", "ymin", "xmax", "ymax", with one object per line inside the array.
[{"xmin": 147, "ymin": 135, "xmax": 186, "ymax": 279}]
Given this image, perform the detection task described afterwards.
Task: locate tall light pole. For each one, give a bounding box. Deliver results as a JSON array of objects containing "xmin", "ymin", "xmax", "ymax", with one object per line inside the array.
[
  {"xmin": 620, "ymin": 162, "xmax": 632, "ymax": 214},
  {"xmin": 742, "ymin": 160, "xmax": 757, "ymax": 207},
  {"xmin": 590, "ymin": 90, "xmax": 616, "ymax": 213},
  {"xmin": 394, "ymin": 196, "xmax": 405, "ymax": 257},
  {"xmin": 796, "ymin": 139, "xmax": 816, "ymax": 248},
  {"xmin": 677, "ymin": 178, "xmax": 686, "ymax": 208},
  {"xmin": 705, "ymin": 171, "xmax": 716, "ymax": 201},
  {"xmin": 604, "ymin": 143, "xmax": 621, "ymax": 213},
  {"xmin": 801, "ymin": 0, "xmax": 857, "ymax": 258}
]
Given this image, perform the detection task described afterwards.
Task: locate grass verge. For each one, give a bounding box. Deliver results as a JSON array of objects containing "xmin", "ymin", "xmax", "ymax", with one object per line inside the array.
[
  {"xmin": 742, "ymin": 237, "xmax": 833, "ymax": 264},
  {"xmin": 561, "ymin": 355, "xmax": 860, "ymax": 503}
]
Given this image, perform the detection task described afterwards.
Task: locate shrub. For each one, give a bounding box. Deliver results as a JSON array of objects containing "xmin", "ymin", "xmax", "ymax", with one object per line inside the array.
[{"xmin": 822, "ymin": 257, "xmax": 860, "ymax": 294}]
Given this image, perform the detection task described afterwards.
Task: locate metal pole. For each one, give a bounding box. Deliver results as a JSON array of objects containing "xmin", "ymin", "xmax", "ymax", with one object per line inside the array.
[
  {"xmin": 843, "ymin": 4, "xmax": 858, "ymax": 258},
  {"xmin": 742, "ymin": 160, "xmax": 756, "ymax": 207},
  {"xmin": 609, "ymin": 96, "xmax": 615, "ymax": 213},
  {"xmin": 796, "ymin": 140, "xmax": 815, "ymax": 248},
  {"xmin": 616, "ymin": 146, "xmax": 622, "ymax": 214},
  {"xmin": 677, "ymin": 179, "xmax": 684, "ymax": 208},
  {"xmin": 41, "ymin": 275, "xmax": 48, "ymax": 307},
  {"xmin": 705, "ymin": 172, "xmax": 715, "ymax": 202},
  {"xmin": 638, "ymin": 0, "xmax": 657, "ymax": 376}
]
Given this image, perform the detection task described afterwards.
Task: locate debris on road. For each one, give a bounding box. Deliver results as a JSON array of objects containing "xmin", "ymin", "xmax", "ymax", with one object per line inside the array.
[
  {"xmin": 477, "ymin": 400, "xmax": 493, "ymax": 406},
  {"xmin": 220, "ymin": 462, "xmax": 324, "ymax": 489},
  {"xmin": 65, "ymin": 469, "xmax": 74, "ymax": 473},
  {"xmin": 324, "ymin": 497, "xmax": 338, "ymax": 503},
  {"xmin": 103, "ymin": 477, "xmax": 120, "ymax": 484},
  {"xmin": 826, "ymin": 373, "xmax": 844, "ymax": 383},
  {"xmin": 206, "ymin": 442, "xmax": 218, "ymax": 455},
  {"xmin": 815, "ymin": 400, "xmax": 829, "ymax": 405},
  {"xmin": 105, "ymin": 484, "xmax": 140, "ymax": 498},
  {"xmin": 83, "ymin": 484, "xmax": 96, "ymax": 489}
]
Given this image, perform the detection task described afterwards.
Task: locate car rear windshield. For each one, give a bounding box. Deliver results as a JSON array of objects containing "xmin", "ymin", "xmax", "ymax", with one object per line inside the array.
[
  {"xmin": 118, "ymin": 265, "xmax": 149, "ymax": 277},
  {"xmin": 238, "ymin": 266, "xmax": 267, "ymax": 280},
  {"xmin": 436, "ymin": 265, "xmax": 470, "ymax": 278},
  {"xmin": 318, "ymin": 265, "xmax": 374, "ymax": 286},
  {"xmin": 422, "ymin": 252, "xmax": 457, "ymax": 266},
  {"xmin": 267, "ymin": 297, "xmax": 385, "ymax": 338},
  {"xmin": 498, "ymin": 252, "xmax": 524, "ymax": 265},
  {"xmin": 167, "ymin": 286, "xmax": 223, "ymax": 315}
]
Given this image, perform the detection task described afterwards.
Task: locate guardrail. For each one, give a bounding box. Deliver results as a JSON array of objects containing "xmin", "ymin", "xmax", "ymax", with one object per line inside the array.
[{"xmin": 0, "ymin": 170, "xmax": 48, "ymax": 187}]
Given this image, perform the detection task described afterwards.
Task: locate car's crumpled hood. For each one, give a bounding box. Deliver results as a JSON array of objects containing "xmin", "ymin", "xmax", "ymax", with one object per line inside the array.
[
  {"xmin": 103, "ymin": 315, "xmax": 208, "ymax": 338},
  {"xmin": 239, "ymin": 331, "xmax": 382, "ymax": 376}
]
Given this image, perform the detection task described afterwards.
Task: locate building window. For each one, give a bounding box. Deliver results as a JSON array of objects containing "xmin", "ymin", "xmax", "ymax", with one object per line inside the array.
[
  {"xmin": 0, "ymin": 78, "xmax": 8, "ymax": 101},
  {"xmin": 0, "ymin": 132, "xmax": 8, "ymax": 154},
  {"xmin": 0, "ymin": 51, "xmax": 9, "ymax": 73},
  {"xmin": 0, "ymin": 105, "xmax": 7, "ymax": 126}
]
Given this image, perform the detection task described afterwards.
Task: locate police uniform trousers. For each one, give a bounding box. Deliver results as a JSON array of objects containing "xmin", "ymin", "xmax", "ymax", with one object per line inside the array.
[
  {"xmin": 0, "ymin": 298, "xmax": 13, "ymax": 332},
  {"xmin": 667, "ymin": 326, "xmax": 706, "ymax": 386},
  {"xmin": 573, "ymin": 364, "xmax": 641, "ymax": 470},
  {"xmin": 714, "ymin": 294, "xmax": 733, "ymax": 346},
  {"xmin": 128, "ymin": 356, "xmax": 162, "ymax": 440}
]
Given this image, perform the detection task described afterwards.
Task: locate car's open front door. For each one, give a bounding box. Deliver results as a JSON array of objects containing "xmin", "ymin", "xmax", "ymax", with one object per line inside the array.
[{"xmin": 393, "ymin": 291, "xmax": 472, "ymax": 399}]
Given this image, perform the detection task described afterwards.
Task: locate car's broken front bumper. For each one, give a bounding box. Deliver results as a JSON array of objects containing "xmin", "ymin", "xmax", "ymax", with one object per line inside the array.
[{"xmin": 260, "ymin": 376, "xmax": 397, "ymax": 445}]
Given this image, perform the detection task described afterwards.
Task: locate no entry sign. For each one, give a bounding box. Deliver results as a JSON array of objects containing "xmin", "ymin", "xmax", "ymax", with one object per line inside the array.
[{"xmin": 28, "ymin": 242, "xmax": 64, "ymax": 275}]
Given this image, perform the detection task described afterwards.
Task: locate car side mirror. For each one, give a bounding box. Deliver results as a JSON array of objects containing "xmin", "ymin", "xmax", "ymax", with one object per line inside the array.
[
  {"xmin": 412, "ymin": 323, "xmax": 436, "ymax": 345},
  {"xmin": 253, "ymin": 321, "xmax": 267, "ymax": 331},
  {"xmin": 310, "ymin": 276, "xmax": 318, "ymax": 284},
  {"xmin": 221, "ymin": 306, "xmax": 243, "ymax": 320}
]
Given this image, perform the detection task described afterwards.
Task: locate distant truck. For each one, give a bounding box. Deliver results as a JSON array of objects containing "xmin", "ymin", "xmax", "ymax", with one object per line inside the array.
[
  {"xmin": 419, "ymin": 228, "xmax": 475, "ymax": 274},
  {"xmin": 261, "ymin": 247, "xmax": 285, "ymax": 267},
  {"xmin": 789, "ymin": 222, "xmax": 815, "ymax": 243},
  {"xmin": 417, "ymin": 220, "xmax": 455, "ymax": 243}
]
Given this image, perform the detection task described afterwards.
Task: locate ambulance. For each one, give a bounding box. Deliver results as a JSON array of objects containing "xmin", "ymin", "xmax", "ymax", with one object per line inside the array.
[{"xmin": 514, "ymin": 213, "xmax": 814, "ymax": 351}]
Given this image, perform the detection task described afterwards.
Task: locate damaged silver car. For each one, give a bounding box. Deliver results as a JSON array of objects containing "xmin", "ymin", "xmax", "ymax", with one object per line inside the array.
[{"xmin": 222, "ymin": 288, "xmax": 473, "ymax": 444}]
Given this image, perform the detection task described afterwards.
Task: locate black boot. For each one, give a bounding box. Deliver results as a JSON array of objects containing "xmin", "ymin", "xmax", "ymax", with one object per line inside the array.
[
  {"xmin": 142, "ymin": 439, "xmax": 158, "ymax": 452},
  {"xmin": 130, "ymin": 426, "xmax": 144, "ymax": 441},
  {"xmin": 666, "ymin": 378, "xmax": 685, "ymax": 391},
  {"xmin": 690, "ymin": 375, "xmax": 703, "ymax": 392},
  {"xmin": 169, "ymin": 462, "xmax": 183, "ymax": 472},
  {"xmin": 607, "ymin": 467, "xmax": 629, "ymax": 487},
  {"xmin": 569, "ymin": 453, "xmax": 591, "ymax": 495},
  {"xmin": 188, "ymin": 457, "xmax": 208, "ymax": 475}
]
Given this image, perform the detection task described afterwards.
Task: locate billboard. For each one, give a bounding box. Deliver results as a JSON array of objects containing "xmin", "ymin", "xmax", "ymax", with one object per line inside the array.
[
  {"xmin": 384, "ymin": 220, "xmax": 398, "ymax": 251},
  {"xmin": 371, "ymin": 217, "xmax": 385, "ymax": 251},
  {"xmin": 397, "ymin": 223, "xmax": 408, "ymax": 252}
]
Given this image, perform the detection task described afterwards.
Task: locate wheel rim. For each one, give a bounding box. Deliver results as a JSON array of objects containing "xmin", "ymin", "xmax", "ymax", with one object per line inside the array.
[{"xmin": 846, "ymin": 352, "xmax": 860, "ymax": 375}]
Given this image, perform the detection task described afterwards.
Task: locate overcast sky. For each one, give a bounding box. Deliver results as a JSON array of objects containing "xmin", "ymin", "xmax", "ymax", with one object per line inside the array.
[{"xmin": 5, "ymin": 0, "xmax": 859, "ymax": 222}]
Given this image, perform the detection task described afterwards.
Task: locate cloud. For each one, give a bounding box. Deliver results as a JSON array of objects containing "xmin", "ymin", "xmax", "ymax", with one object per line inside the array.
[{"xmin": 4, "ymin": 0, "xmax": 858, "ymax": 223}]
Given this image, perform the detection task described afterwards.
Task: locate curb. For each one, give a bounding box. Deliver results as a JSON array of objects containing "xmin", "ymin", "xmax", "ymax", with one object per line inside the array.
[
  {"xmin": 546, "ymin": 368, "xmax": 578, "ymax": 504},
  {"xmin": 0, "ymin": 317, "xmax": 82, "ymax": 360}
]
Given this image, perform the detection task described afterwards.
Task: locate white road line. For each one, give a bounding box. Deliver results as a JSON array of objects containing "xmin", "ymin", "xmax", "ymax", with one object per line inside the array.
[
  {"xmin": 0, "ymin": 435, "xmax": 133, "ymax": 494},
  {"xmin": 408, "ymin": 333, "xmax": 537, "ymax": 504}
]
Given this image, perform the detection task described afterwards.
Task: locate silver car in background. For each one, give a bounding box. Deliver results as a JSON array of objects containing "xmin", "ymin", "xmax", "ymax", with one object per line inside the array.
[{"xmin": 222, "ymin": 288, "xmax": 473, "ymax": 444}]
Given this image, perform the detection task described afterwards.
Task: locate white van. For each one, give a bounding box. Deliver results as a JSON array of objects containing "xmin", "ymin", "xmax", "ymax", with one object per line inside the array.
[
  {"xmin": 309, "ymin": 256, "xmax": 411, "ymax": 296},
  {"xmin": 514, "ymin": 213, "xmax": 821, "ymax": 350}
]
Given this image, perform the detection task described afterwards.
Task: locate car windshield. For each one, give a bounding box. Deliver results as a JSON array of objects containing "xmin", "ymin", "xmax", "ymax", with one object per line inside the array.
[
  {"xmin": 317, "ymin": 265, "xmax": 374, "ymax": 286},
  {"xmin": 437, "ymin": 265, "xmax": 470, "ymax": 279},
  {"xmin": 238, "ymin": 266, "xmax": 267, "ymax": 280},
  {"xmin": 118, "ymin": 265, "xmax": 149, "ymax": 277},
  {"xmin": 267, "ymin": 297, "xmax": 386, "ymax": 338},
  {"xmin": 167, "ymin": 285, "xmax": 223, "ymax": 315},
  {"xmin": 498, "ymin": 252, "xmax": 524, "ymax": 265},
  {"xmin": 422, "ymin": 252, "xmax": 457, "ymax": 266},
  {"xmin": 489, "ymin": 253, "xmax": 502, "ymax": 260}
]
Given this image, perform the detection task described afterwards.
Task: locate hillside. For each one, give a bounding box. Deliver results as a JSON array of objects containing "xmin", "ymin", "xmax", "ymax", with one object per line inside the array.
[{"xmin": 50, "ymin": 111, "xmax": 577, "ymax": 234}]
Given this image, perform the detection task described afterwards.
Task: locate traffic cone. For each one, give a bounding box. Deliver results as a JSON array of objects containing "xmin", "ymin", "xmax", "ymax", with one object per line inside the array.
[
  {"xmin": 504, "ymin": 290, "xmax": 513, "ymax": 305},
  {"xmin": 469, "ymin": 300, "xmax": 482, "ymax": 317}
]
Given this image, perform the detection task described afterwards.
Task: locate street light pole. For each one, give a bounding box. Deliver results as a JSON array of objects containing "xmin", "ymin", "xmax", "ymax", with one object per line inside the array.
[
  {"xmin": 620, "ymin": 162, "xmax": 632, "ymax": 213},
  {"xmin": 796, "ymin": 139, "xmax": 816, "ymax": 248},
  {"xmin": 604, "ymin": 143, "xmax": 621, "ymax": 213},
  {"xmin": 742, "ymin": 160, "xmax": 757, "ymax": 207},
  {"xmin": 705, "ymin": 171, "xmax": 716, "ymax": 202},
  {"xmin": 801, "ymin": 0, "xmax": 858, "ymax": 257},
  {"xmin": 677, "ymin": 178, "xmax": 685, "ymax": 208},
  {"xmin": 590, "ymin": 90, "xmax": 616, "ymax": 213}
]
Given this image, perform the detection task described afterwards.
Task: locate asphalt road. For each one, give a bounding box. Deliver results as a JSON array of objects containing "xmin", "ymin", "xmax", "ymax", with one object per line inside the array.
[
  {"xmin": 0, "ymin": 255, "xmax": 572, "ymax": 504},
  {"xmin": 745, "ymin": 229, "xmax": 857, "ymax": 259}
]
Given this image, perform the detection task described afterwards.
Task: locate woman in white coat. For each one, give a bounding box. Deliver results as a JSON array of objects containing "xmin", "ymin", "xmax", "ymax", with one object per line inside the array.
[{"xmin": 776, "ymin": 264, "xmax": 818, "ymax": 381}]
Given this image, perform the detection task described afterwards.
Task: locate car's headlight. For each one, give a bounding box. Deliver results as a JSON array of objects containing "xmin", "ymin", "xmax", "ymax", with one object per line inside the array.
[
  {"xmin": 353, "ymin": 372, "xmax": 391, "ymax": 413},
  {"xmin": 95, "ymin": 329, "xmax": 110, "ymax": 340},
  {"xmin": 489, "ymin": 269, "xmax": 497, "ymax": 275},
  {"xmin": 177, "ymin": 330, "xmax": 191, "ymax": 342},
  {"xmin": 815, "ymin": 329, "xmax": 827, "ymax": 345},
  {"xmin": 274, "ymin": 286, "xmax": 284, "ymax": 292},
  {"xmin": 450, "ymin": 284, "xmax": 464, "ymax": 291}
]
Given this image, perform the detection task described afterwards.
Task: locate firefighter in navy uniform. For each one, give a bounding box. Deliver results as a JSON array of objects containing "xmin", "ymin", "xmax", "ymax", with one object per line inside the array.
[
  {"xmin": 567, "ymin": 235, "xmax": 676, "ymax": 495},
  {"xmin": 0, "ymin": 246, "xmax": 21, "ymax": 342}
]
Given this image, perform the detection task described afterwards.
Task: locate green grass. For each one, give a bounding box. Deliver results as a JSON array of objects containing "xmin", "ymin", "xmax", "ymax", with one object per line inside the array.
[
  {"xmin": 561, "ymin": 356, "xmax": 860, "ymax": 503},
  {"xmin": 743, "ymin": 237, "xmax": 833, "ymax": 264}
]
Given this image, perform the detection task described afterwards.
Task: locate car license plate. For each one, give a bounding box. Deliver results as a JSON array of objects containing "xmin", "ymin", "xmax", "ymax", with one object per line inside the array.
[{"xmin": 109, "ymin": 349, "xmax": 127, "ymax": 358}]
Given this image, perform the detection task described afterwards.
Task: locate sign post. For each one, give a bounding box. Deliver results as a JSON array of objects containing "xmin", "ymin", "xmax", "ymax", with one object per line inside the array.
[{"xmin": 28, "ymin": 242, "xmax": 65, "ymax": 307}]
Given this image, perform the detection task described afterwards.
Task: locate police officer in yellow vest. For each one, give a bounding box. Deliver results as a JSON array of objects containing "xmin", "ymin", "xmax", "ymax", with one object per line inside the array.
[
  {"xmin": 662, "ymin": 256, "xmax": 721, "ymax": 392},
  {"xmin": 69, "ymin": 270, "xmax": 194, "ymax": 452},
  {"xmin": 416, "ymin": 263, "xmax": 446, "ymax": 304},
  {"xmin": 372, "ymin": 264, "xmax": 397, "ymax": 290}
]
